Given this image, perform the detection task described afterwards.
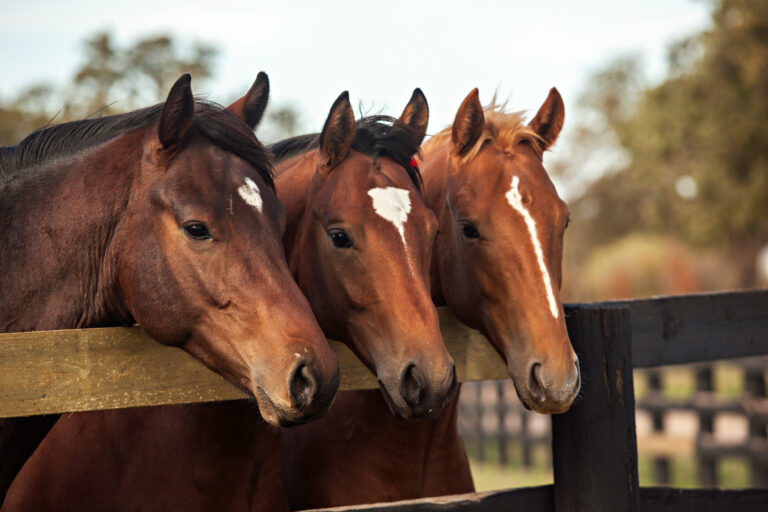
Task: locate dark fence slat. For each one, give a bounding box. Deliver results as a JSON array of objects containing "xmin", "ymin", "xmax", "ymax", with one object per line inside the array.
[
  {"xmin": 639, "ymin": 487, "xmax": 768, "ymax": 512},
  {"xmin": 552, "ymin": 306, "xmax": 639, "ymax": 512},
  {"xmin": 589, "ymin": 289, "xmax": 768, "ymax": 368}
]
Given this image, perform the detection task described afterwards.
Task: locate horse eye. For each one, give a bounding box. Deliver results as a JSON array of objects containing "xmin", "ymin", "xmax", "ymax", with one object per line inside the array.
[
  {"xmin": 184, "ymin": 222, "xmax": 212, "ymax": 240},
  {"xmin": 328, "ymin": 229, "xmax": 353, "ymax": 249},
  {"xmin": 460, "ymin": 222, "xmax": 480, "ymax": 240}
]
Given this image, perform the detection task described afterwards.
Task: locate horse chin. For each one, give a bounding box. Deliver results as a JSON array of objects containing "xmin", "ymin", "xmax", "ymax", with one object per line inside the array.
[
  {"xmin": 376, "ymin": 380, "xmax": 445, "ymax": 421},
  {"xmin": 508, "ymin": 373, "xmax": 576, "ymax": 415},
  {"xmin": 253, "ymin": 386, "xmax": 332, "ymax": 427}
]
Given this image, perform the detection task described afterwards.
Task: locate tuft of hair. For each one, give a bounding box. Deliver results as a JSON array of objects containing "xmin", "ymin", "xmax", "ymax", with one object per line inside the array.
[
  {"xmin": 424, "ymin": 100, "xmax": 546, "ymax": 167},
  {"xmin": 270, "ymin": 115, "xmax": 424, "ymax": 190},
  {"xmin": 0, "ymin": 101, "xmax": 274, "ymax": 190}
]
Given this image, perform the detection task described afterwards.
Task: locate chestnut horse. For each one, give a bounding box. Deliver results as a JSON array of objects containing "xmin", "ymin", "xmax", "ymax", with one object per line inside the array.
[
  {"xmin": 281, "ymin": 88, "xmax": 580, "ymax": 509},
  {"xmin": 0, "ymin": 74, "xmax": 339, "ymax": 511}
]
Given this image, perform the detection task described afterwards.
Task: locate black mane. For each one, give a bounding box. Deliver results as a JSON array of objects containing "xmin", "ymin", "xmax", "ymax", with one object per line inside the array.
[
  {"xmin": 270, "ymin": 115, "xmax": 423, "ymax": 189},
  {"xmin": 0, "ymin": 101, "xmax": 274, "ymax": 190}
]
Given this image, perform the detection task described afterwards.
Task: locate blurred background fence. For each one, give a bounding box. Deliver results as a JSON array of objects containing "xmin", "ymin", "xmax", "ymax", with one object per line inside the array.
[{"xmin": 458, "ymin": 356, "xmax": 768, "ymax": 490}]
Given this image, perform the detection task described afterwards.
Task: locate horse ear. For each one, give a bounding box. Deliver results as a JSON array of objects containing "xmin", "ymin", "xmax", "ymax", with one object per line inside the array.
[
  {"xmin": 530, "ymin": 87, "xmax": 565, "ymax": 150},
  {"xmin": 227, "ymin": 72, "xmax": 270, "ymax": 129},
  {"xmin": 399, "ymin": 88, "xmax": 429, "ymax": 146},
  {"xmin": 158, "ymin": 74, "xmax": 195, "ymax": 150},
  {"xmin": 318, "ymin": 91, "xmax": 356, "ymax": 172},
  {"xmin": 452, "ymin": 88, "xmax": 485, "ymax": 156}
]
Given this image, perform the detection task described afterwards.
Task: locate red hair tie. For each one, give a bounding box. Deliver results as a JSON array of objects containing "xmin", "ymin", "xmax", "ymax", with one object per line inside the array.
[{"xmin": 410, "ymin": 157, "xmax": 419, "ymax": 169}]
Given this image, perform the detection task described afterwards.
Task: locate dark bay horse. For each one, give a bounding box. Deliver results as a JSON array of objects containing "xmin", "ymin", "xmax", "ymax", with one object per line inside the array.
[
  {"xmin": 1, "ymin": 74, "xmax": 339, "ymax": 511},
  {"xmin": 281, "ymin": 88, "xmax": 580, "ymax": 508}
]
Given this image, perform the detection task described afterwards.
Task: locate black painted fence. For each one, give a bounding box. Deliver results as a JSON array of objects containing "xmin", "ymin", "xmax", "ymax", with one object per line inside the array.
[{"xmin": 315, "ymin": 289, "xmax": 768, "ymax": 512}]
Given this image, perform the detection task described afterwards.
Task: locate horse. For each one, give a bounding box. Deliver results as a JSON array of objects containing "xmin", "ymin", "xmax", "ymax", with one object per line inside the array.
[
  {"xmin": 280, "ymin": 88, "xmax": 581, "ymax": 509},
  {"xmin": 0, "ymin": 74, "xmax": 339, "ymax": 511},
  {"xmin": 3, "ymin": 82, "xmax": 455, "ymax": 512},
  {"xmin": 271, "ymin": 89, "xmax": 456, "ymax": 419}
]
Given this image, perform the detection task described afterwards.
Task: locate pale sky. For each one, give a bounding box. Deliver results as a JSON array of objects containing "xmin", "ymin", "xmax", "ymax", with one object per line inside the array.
[{"xmin": 1, "ymin": 0, "xmax": 710, "ymax": 138}]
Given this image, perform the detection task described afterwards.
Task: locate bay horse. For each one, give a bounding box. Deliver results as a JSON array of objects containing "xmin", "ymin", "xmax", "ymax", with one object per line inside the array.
[
  {"xmin": 3, "ymin": 81, "xmax": 455, "ymax": 512},
  {"xmin": 281, "ymin": 88, "xmax": 580, "ymax": 508},
  {"xmin": 0, "ymin": 74, "xmax": 339, "ymax": 511},
  {"xmin": 272, "ymin": 90, "xmax": 456, "ymax": 419}
]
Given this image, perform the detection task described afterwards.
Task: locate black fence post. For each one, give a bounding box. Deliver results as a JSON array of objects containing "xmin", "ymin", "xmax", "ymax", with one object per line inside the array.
[
  {"xmin": 745, "ymin": 365, "xmax": 768, "ymax": 487},
  {"xmin": 647, "ymin": 369, "xmax": 670, "ymax": 485},
  {"xmin": 476, "ymin": 381, "xmax": 485, "ymax": 462},
  {"xmin": 696, "ymin": 367, "xmax": 717, "ymax": 487},
  {"xmin": 552, "ymin": 305, "xmax": 639, "ymax": 512},
  {"xmin": 520, "ymin": 407, "xmax": 533, "ymax": 469},
  {"xmin": 496, "ymin": 380, "xmax": 508, "ymax": 466}
]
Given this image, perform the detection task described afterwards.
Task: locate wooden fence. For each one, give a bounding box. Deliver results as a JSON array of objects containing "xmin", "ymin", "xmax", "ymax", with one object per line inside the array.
[
  {"xmin": 638, "ymin": 360, "xmax": 768, "ymax": 488},
  {"xmin": 1, "ymin": 289, "xmax": 768, "ymax": 511},
  {"xmin": 457, "ymin": 357, "xmax": 768, "ymax": 488},
  {"xmin": 458, "ymin": 379, "xmax": 550, "ymax": 468}
]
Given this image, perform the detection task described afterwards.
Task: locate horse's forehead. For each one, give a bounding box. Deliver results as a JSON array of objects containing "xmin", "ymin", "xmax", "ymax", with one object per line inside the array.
[
  {"xmin": 451, "ymin": 150, "xmax": 561, "ymax": 215},
  {"xmin": 323, "ymin": 155, "xmax": 417, "ymax": 211}
]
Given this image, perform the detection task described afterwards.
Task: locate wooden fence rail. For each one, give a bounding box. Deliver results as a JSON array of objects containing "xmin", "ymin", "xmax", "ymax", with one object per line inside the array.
[
  {"xmin": 0, "ymin": 309, "xmax": 506, "ymax": 419},
  {"xmin": 2, "ymin": 290, "xmax": 766, "ymax": 419}
]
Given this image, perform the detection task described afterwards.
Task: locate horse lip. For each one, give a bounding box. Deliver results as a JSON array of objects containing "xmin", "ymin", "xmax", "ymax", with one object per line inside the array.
[{"xmin": 377, "ymin": 379, "xmax": 406, "ymax": 421}]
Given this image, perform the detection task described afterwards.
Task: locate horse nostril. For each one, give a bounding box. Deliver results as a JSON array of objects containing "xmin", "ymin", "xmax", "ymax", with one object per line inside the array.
[
  {"xmin": 528, "ymin": 363, "xmax": 546, "ymax": 402},
  {"xmin": 399, "ymin": 363, "xmax": 425, "ymax": 407},
  {"xmin": 289, "ymin": 362, "xmax": 316, "ymax": 409}
]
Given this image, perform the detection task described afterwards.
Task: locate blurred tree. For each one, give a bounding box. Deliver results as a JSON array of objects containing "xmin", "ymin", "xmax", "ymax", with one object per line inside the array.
[
  {"xmin": 256, "ymin": 104, "xmax": 303, "ymax": 144},
  {"xmin": 563, "ymin": 0, "xmax": 768, "ymax": 288},
  {"xmin": 0, "ymin": 31, "xmax": 217, "ymax": 145}
]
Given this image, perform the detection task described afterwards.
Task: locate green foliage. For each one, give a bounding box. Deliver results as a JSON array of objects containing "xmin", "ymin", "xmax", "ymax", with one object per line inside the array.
[{"xmin": 562, "ymin": 0, "xmax": 768, "ymax": 288}]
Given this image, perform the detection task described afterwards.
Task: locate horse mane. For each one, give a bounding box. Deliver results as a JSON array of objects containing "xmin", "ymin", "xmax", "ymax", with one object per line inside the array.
[
  {"xmin": 270, "ymin": 115, "xmax": 423, "ymax": 190},
  {"xmin": 423, "ymin": 103, "xmax": 545, "ymax": 166},
  {"xmin": 0, "ymin": 101, "xmax": 274, "ymax": 190}
]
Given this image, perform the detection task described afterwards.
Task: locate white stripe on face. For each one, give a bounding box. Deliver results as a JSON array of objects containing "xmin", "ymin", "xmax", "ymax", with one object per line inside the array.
[
  {"xmin": 505, "ymin": 176, "xmax": 560, "ymax": 319},
  {"xmin": 367, "ymin": 187, "xmax": 412, "ymax": 246},
  {"xmin": 238, "ymin": 177, "xmax": 263, "ymax": 214}
]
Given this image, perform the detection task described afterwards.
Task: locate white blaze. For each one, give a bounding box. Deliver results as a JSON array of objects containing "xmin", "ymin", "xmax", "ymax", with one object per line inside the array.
[
  {"xmin": 505, "ymin": 176, "xmax": 560, "ymax": 319},
  {"xmin": 237, "ymin": 177, "xmax": 263, "ymax": 214},
  {"xmin": 367, "ymin": 187, "xmax": 412, "ymax": 246}
]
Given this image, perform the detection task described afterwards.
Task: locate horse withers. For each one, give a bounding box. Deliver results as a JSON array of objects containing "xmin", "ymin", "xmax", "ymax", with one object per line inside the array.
[{"xmin": 0, "ymin": 74, "xmax": 338, "ymax": 511}]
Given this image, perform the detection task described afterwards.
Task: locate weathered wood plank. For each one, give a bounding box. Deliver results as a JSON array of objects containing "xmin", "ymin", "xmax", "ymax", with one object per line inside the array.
[
  {"xmin": 639, "ymin": 487, "xmax": 768, "ymax": 512},
  {"xmin": 2, "ymin": 289, "xmax": 766, "ymax": 418},
  {"xmin": 0, "ymin": 308, "xmax": 506, "ymax": 418},
  {"xmin": 552, "ymin": 306, "xmax": 639, "ymax": 512},
  {"xmin": 301, "ymin": 485, "xmax": 553, "ymax": 511},
  {"xmin": 598, "ymin": 289, "xmax": 768, "ymax": 368},
  {"xmin": 296, "ymin": 485, "xmax": 768, "ymax": 512}
]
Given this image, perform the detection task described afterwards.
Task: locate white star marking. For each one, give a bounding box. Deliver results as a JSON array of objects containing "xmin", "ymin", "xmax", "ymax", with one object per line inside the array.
[
  {"xmin": 237, "ymin": 177, "xmax": 263, "ymax": 214},
  {"xmin": 506, "ymin": 176, "xmax": 559, "ymax": 319}
]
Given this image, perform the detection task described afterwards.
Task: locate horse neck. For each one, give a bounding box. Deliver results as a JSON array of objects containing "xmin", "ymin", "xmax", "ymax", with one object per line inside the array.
[
  {"xmin": 0, "ymin": 135, "xmax": 140, "ymax": 332},
  {"xmin": 420, "ymin": 141, "xmax": 452, "ymax": 307},
  {"xmin": 273, "ymin": 153, "xmax": 319, "ymax": 270}
]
